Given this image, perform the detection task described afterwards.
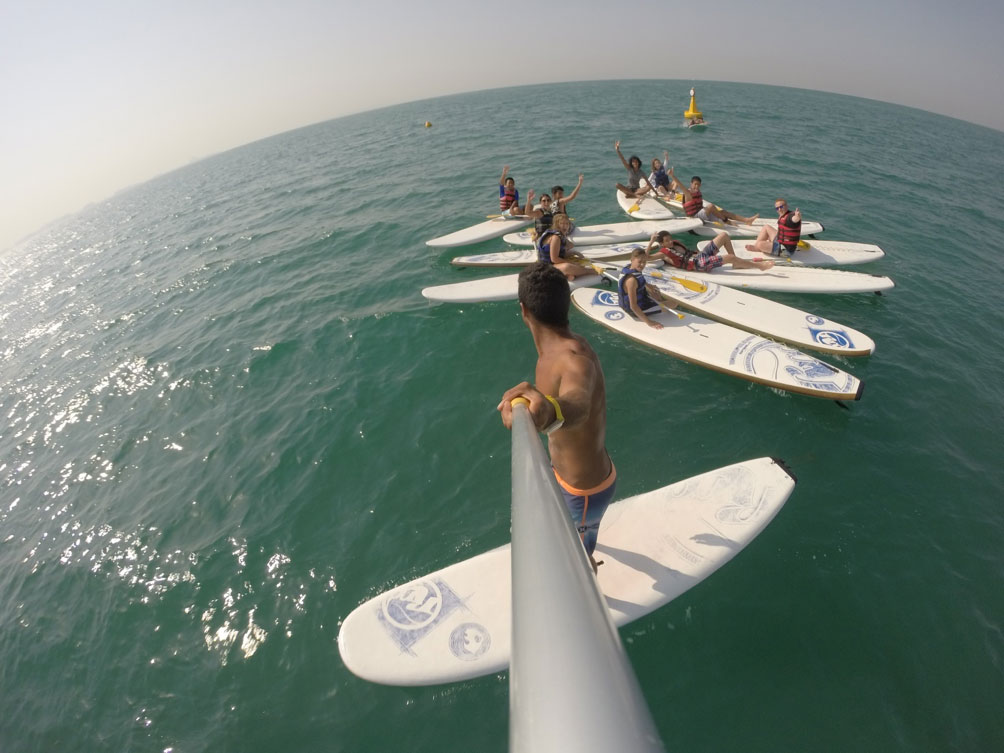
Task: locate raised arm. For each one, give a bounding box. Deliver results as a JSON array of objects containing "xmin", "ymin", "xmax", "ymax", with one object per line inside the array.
[
  {"xmin": 614, "ymin": 141, "xmax": 630, "ymax": 170},
  {"xmin": 499, "ymin": 165, "xmax": 510, "ymax": 186},
  {"xmin": 524, "ymin": 189, "xmax": 544, "ymax": 219},
  {"xmin": 560, "ymin": 174, "xmax": 584, "ymax": 207}
]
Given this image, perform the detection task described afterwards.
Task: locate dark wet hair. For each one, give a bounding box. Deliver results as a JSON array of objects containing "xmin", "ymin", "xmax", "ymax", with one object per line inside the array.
[
  {"xmin": 505, "ymin": 176, "xmax": 516, "ymax": 185},
  {"xmin": 691, "ymin": 176, "xmax": 701, "ymax": 184},
  {"xmin": 629, "ymin": 156, "xmax": 642, "ymax": 168},
  {"xmin": 551, "ymin": 185, "xmax": 563, "ymax": 194},
  {"xmin": 540, "ymin": 193, "xmax": 552, "ymax": 201},
  {"xmin": 518, "ymin": 262, "xmax": 569, "ymax": 328}
]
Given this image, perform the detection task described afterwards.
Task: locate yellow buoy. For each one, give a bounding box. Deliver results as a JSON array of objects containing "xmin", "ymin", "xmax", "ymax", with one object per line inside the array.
[
  {"xmin": 684, "ymin": 87, "xmax": 703, "ymax": 119},
  {"xmin": 424, "ymin": 121, "xmax": 432, "ymax": 128}
]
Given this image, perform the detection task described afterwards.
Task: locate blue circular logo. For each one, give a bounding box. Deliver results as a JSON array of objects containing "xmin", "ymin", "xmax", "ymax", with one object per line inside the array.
[
  {"xmin": 449, "ymin": 623, "xmax": 491, "ymax": 661},
  {"xmin": 813, "ymin": 330, "xmax": 851, "ymax": 348},
  {"xmin": 382, "ymin": 581, "xmax": 442, "ymax": 630}
]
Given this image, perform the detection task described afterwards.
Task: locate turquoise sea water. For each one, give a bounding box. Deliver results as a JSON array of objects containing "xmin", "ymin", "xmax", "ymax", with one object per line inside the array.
[{"xmin": 1, "ymin": 80, "xmax": 1002, "ymax": 752}]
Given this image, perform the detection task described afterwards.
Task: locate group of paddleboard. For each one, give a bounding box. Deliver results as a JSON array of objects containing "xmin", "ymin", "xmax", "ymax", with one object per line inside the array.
[{"xmin": 424, "ymin": 141, "xmax": 894, "ymax": 402}]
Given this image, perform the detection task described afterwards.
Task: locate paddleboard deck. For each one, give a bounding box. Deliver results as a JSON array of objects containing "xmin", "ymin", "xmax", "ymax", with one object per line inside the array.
[
  {"xmin": 450, "ymin": 243, "xmax": 646, "ymax": 268},
  {"xmin": 426, "ymin": 216, "xmax": 532, "ymax": 248},
  {"xmin": 655, "ymin": 264, "xmax": 895, "ymax": 294},
  {"xmin": 502, "ymin": 218, "xmax": 702, "ymax": 246},
  {"xmin": 595, "ymin": 265, "xmax": 874, "ymax": 356},
  {"xmin": 572, "ymin": 287, "xmax": 863, "ymax": 400},
  {"xmin": 700, "ymin": 239, "xmax": 884, "ymax": 267},
  {"xmin": 422, "ymin": 272, "xmax": 605, "ymax": 303},
  {"xmin": 613, "ymin": 192, "xmax": 824, "ymax": 237},
  {"xmin": 337, "ymin": 457, "xmax": 796, "ymax": 686}
]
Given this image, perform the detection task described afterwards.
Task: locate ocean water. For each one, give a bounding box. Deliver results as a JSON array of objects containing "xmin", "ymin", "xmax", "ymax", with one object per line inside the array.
[{"xmin": 1, "ymin": 80, "xmax": 1002, "ymax": 752}]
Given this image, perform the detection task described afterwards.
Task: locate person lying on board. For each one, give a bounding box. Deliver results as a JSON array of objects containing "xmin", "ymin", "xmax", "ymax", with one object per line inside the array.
[
  {"xmin": 668, "ymin": 169, "xmax": 758, "ymax": 226},
  {"xmin": 744, "ymin": 199, "xmax": 802, "ymax": 258},
  {"xmin": 618, "ymin": 249, "xmax": 679, "ymax": 331},
  {"xmin": 614, "ymin": 140, "xmax": 651, "ymax": 198},
  {"xmin": 498, "ymin": 262, "xmax": 614, "ymax": 574},
  {"xmin": 499, "ymin": 165, "xmax": 522, "ymax": 214},
  {"xmin": 646, "ymin": 230, "xmax": 774, "ymax": 272},
  {"xmin": 536, "ymin": 214, "xmax": 593, "ymax": 280}
]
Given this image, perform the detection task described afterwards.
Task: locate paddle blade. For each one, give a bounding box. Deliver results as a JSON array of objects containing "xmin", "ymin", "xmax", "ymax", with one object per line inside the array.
[{"xmin": 670, "ymin": 276, "xmax": 708, "ymax": 293}]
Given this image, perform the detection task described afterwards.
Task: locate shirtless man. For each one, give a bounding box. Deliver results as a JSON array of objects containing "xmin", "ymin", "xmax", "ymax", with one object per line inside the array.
[
  {"xmin": 668, "ymin": 169, "xmax": 758, "ymax": 226},
  {"xmin": 498, "ymin": 262, "xmax": 615, "ymax": 572}
]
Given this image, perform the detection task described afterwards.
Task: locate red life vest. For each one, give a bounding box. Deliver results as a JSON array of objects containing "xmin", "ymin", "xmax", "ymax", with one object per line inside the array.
[
  {"xmin": 777, "ymin": 210, "xmax": 801, "ymax": 248},
  {"xmin": 500, "ymin": 185, "xmax": 518, "ymax": 211},
  {"xmin": 660, "ymin": 245, "xmax": 697, "ymax": 271},
  {"xmin": 682, "ymin": 188, "xmax": 703, "ymax": 217}
]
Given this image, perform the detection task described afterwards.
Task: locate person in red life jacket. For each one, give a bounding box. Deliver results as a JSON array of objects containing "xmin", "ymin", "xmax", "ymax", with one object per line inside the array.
[
  {"xmin": 667, "ymin": 169, "xmax": 759, "ymax": 226},
  {"xmin": 617, "ymin": 249, "xmax": 678, "ymax": 330},
  {"xmin": 744, "ymin": 199, "xmax": 802, "ymax": 258},
  {"xmin": 614, "ymin": 141, "xmax": 651, "ymax": 198},
  {"xmin": 537, "ymin": 213, "xmax": 592, "ymax": 280},
  {"xmin": 646, "ymin": 230, "xmax": 774, "ymax": 272},
  {"xmin": 499, "ymin": 165, "xmax": 523, "ymax": 214}
]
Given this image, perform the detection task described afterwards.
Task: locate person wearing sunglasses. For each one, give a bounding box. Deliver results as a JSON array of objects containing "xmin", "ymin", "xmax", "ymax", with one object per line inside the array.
[{"xmin": 745, "ymin": 200, "xmax": 802, "ymax": 257}]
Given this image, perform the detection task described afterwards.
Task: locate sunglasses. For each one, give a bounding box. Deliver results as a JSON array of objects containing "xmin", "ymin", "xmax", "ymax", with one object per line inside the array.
[{"xmin": 775, "ymin": 205, "xmax": 787, "ymax": 211}]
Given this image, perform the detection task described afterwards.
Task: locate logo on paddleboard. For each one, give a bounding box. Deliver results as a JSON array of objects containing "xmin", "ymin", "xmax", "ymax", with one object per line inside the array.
[
  {"xmin": 449, "ymin": 623, "xmax": 491, "ymax": 661},
  {"xmin": 805, "ymin": 315, "xmax": 825, "ymax": 326},
  {"xmin": 377, "ymin": 578, "xmax": 467, "ymax": 655},
  {"xmin": 809, "ymin": 328, "xmax": 852, "ymax": 349}
]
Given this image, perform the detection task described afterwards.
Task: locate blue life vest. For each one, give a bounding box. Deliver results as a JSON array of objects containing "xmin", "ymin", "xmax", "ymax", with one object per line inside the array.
[
  {"xmin": 536, "ymin": 229, "xmax": 567, "ymax": 264},
  {"xmin": 617, "ymin": 266, "xmax": 658, "ymax": 315}
]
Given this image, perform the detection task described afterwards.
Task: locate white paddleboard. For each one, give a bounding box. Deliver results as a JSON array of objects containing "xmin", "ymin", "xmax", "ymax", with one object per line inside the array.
[
  {"xmin": 700, "ymin": 239, "xmax": 884, "ymax": 267},
  {"xmin": 595, "ymin": 264, "xmax": 874, "ymax": 356},
  {"xmin": 657, "ymin": 264, "xmax": 895, "ymax": 294},
  {"xmin": 501, "ymin": 218, "xmax": 702, "ymax": 246},
  {"xmin": 614, "ymin": 192, "xmax": 825, "ymax": 238},
  {"xmin": 422, "ymin": 272, "xmax": 604, "ymax": 303},
  {"xmin": 450, "ymin": 243, "xmax": 646, "ymax": 268},
  {"xmin": 616, "ymin": 190, "xmax": 684, "ymax": 220},
  {"xmin": 690, "ymin": 217, "xmax": 825, "ymax": 238},
  {"xmin": 572, "ymin": 287, "xmax": 863, "ymax": 400},
  {"xmin": 337, "ymin": 457, "xmax": 795, "ymax": 686},
  {"xmin": 426, "ymin": 216, "xmax": 532, "ymax": 248}
]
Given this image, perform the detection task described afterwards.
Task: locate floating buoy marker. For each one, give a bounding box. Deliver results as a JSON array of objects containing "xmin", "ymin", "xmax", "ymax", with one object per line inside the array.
[{"xmin": 424, "ymin": 121, "xmax": 432, "ymax": 128}]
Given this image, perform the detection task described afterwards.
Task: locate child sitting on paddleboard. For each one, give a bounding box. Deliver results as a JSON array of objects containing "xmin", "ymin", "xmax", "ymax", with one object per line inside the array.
[{"xmin": 499, "ymin": 165, "xmax": 523, "ymax": 215}]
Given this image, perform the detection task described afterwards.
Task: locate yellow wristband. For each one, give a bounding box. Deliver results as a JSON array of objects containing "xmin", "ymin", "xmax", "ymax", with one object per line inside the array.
[{"xmin": 543, "ymin": 394, "xmax": 564, "ymax": 434}]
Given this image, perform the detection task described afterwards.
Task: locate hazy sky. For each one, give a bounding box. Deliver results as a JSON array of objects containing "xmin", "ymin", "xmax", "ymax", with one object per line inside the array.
[{"xmin": 2, "ymin": 0, "xmax": 1002, "ymax": 252}]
